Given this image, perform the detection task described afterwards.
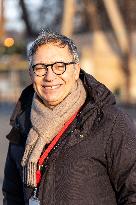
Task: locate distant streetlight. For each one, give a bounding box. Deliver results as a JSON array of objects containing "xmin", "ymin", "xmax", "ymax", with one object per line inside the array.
[{"xmin": 4, "ymin": 37, "xmax": 15, "ymax": 47}]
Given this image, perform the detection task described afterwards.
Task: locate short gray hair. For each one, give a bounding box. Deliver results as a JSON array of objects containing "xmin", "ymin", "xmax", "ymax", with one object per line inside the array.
[{"xmin": 28, "ymin": 30, "xmax": 79, "ymax": 64}]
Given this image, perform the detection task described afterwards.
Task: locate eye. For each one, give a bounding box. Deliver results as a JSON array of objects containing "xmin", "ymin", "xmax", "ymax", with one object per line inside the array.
[
  {"xmin": 34, "ymin": 65, "xmax": 45, "ymax": 71},
  {"xmin": 33, "ymin": 64, "xmax": 46, "ymax": 76},
  {"xmin": 55, "ymin": 63, "xmax": 65, "ymax": 69},
  {"xmin": 52, "ymin": 63, "xmax": 65, "ymax": 74}
]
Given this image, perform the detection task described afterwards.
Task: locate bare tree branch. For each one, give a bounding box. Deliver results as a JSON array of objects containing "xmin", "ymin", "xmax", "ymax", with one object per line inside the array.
[{"xmin": 19, "ymin": 0, "xmax": 35, "ymax": 37}]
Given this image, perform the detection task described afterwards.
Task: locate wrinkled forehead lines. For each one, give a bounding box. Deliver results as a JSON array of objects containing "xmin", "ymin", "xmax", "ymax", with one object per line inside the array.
[{"xmin": 31, "ymin": 43, "xmax": 74, "ymax": 64}]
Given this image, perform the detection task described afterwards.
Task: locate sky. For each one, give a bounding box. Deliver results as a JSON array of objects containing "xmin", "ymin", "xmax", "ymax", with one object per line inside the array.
[
  {"xmin": 4, "ymin": 0, "xmax": 24, "ymax": 31},
  {"xmin": 4, "ymin": 0, "xmax": 42, "ymax": 32}
]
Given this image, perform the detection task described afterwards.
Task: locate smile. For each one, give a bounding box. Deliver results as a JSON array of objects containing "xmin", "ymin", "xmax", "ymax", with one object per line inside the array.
[{"xmin": 42, "ymin": 85, "xmax": 61, "ymax": 90}]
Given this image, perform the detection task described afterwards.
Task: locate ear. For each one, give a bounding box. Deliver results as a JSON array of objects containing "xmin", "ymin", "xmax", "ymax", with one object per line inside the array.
[{"xmin": 74, "ymin": 63, "xmax": 81, "ymax": 80}]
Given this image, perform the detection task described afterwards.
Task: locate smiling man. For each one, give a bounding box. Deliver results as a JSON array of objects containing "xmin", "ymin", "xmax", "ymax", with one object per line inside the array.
[
  {"xmin": 30, "ymin": 43, "xmax": 80, "ymax": 106},
  {"xmin": 2, "ymin": 31, "xmax": 136, "ymax": 205}
]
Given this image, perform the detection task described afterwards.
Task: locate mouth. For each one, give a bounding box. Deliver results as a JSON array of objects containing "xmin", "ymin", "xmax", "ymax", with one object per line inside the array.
[{"xmin": 41, "ymin": 84, "xmax": 62, "ymax": 90}]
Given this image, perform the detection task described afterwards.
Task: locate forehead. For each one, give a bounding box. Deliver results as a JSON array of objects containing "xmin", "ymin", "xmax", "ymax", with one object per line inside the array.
[{"xmin": 32, "ymin": 43, "xmax": 73, "ymax": 63}]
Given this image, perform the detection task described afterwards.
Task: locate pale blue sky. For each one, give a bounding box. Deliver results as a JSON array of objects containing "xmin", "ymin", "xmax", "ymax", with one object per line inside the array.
[{"xmin": 4, "ymin": 0, "xmax": 42, "ymax": 32}]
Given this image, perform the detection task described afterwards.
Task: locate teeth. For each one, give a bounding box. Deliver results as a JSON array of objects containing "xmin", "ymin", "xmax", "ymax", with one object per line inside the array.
[
  {"xmin": 51, "ymin": 85, "xmax": 58, "ymax": 88},
  {"xmin": 42, "ymin": 85, "xmax": 60, "ymax": 89}
]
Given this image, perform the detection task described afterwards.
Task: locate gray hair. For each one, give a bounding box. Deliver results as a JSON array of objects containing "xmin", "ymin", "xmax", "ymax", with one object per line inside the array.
[{"xmin": 28, "ymin": 30, "xmax": 79, "ymax": 64}]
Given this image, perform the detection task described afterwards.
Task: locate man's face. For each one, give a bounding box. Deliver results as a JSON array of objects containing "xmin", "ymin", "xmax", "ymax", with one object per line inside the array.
[{"xmin": 30, "ymin": 43, "xmax": 80, "ymax": 106}]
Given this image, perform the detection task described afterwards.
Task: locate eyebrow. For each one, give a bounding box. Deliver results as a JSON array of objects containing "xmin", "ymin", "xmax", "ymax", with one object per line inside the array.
[{"xmin": 32, "ymin": 60, "xmax": 74, "ymax": 65}]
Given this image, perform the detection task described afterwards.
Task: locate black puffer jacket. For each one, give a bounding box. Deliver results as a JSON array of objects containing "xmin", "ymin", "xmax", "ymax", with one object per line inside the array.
[{"xmin": 2, "ymin": 70, "xmax": 136, "ymax": 205}]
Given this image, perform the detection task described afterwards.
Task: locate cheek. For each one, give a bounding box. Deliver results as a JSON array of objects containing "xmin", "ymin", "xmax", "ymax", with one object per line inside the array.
[
  {"xmin": 33, "ymin": 80, "xmax": 42, "ymax": 96},
  {"xmin": 32, "ymin": 77, "xmax": 42, "ymax": 92},
  {"xmin": 62, "ymin": 76, "xmax": 76, "ymax": 92},
  {"xmin": 62, "ymin": 70, "xmax": 76, "ymax": 82}
]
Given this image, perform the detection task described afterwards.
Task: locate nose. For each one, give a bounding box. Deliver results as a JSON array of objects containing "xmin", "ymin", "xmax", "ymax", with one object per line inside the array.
[{"xmin": 44, "ymin": 66, "xmax": 56, "ymax": 81}]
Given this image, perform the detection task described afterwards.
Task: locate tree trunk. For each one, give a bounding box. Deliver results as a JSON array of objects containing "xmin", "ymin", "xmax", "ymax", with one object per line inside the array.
[
  {"xmin": 83, "ymin": 0, "xmax": 101, "ymax": 31},
  {"xmin": 19, "ymin": 0, "xmax": 34, "ymax": 37},
  {"xmin": 61, "ymin": 0, "xmax": 75, "ymax": 36},
  {"xmin": 103, "ymin": 0, "xmax": 131, "ymax": 102},
  {"xmin": 83, "ymin": 0, "xmax": 111, "ymax": 63},
  {"xmin": 103, "ymin": 0, "xmax": 129, "ymax": 53}
]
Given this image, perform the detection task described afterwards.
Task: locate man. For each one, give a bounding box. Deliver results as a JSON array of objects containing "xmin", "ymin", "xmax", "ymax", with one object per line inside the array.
[{"xmin": 2, "ymin": 31, "xmax": 136, "ymax": 205}]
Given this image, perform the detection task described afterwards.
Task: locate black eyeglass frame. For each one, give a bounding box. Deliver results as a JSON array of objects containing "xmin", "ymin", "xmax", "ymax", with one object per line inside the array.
[{"xmin": 31, "ymin": 61, "xmax": 76, "ymax": 76}]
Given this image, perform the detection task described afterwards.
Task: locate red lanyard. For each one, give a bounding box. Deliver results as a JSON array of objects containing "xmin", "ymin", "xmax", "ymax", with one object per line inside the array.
[{"xmin": 36, "ymin": 110, "xmax": 78, "ymax": 186}]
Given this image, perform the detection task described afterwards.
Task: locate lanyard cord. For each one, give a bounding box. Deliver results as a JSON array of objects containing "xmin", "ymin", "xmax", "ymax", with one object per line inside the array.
[{"xmin": 36, "ymin": 110, "xmax": 78, "ymax": 186}]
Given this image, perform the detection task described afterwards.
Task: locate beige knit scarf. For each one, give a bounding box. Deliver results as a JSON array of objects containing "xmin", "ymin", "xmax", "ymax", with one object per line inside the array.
[{"xmin": 21, "ymin": 79, "xmax": 86, "ymax": 187}]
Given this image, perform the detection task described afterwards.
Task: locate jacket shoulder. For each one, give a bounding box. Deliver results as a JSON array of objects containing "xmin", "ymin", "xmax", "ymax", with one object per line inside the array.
[
  {"xmin": 105, "ymin": 104, "xmax": 135, "ymax": 130},
  {"xmin": 6, "ymin": 85, "xmax": 34, "ymax": 144},
  {"xmin": 105, "ymin": 104, "xmax": 136, "ymax": 155},
  {"xmin": 10, "ymin": 84, "xmax": 34, "ymax": 126}
]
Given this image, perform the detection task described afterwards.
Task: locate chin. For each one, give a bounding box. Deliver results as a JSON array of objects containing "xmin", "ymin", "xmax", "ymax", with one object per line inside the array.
[{"xmin": 42, "ymin": 96, "xmax": 63, "ymax": 106}]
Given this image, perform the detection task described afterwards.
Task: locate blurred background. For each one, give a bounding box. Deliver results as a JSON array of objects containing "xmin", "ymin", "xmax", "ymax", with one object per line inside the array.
[{"xmin": 0, "ymin": 0, "xmax": 136, "ymax": 203}]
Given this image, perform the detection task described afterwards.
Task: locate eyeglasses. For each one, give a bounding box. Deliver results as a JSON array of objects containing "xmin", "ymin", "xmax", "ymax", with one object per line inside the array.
[{"xmin": 31, "ymin": 61, "xmax": 76, "ymax": 77}]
